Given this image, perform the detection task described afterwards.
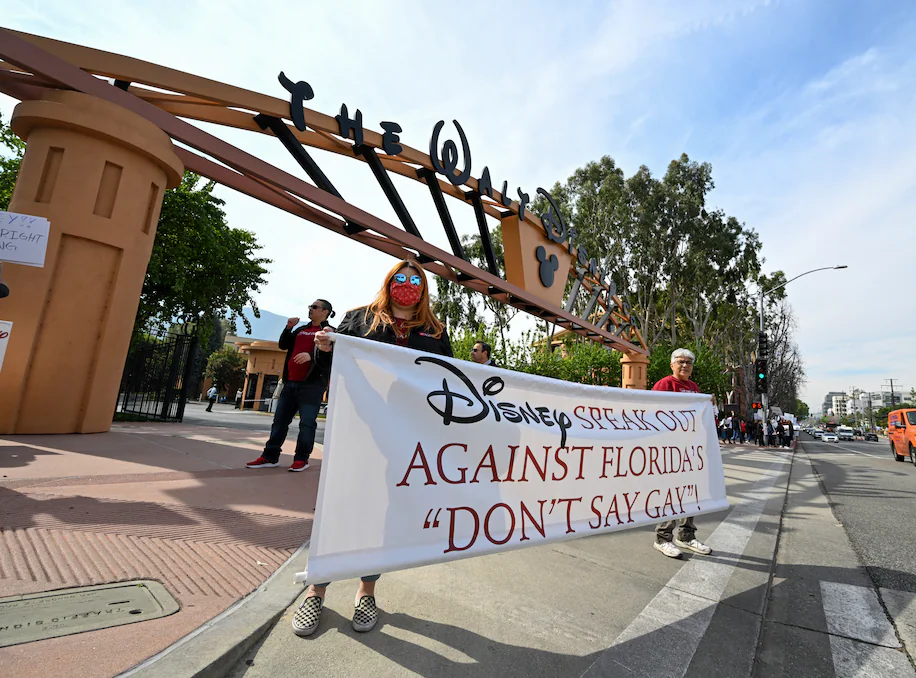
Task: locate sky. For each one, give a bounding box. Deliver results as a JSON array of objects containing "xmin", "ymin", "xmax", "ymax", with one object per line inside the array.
[{"xmin": 2, "ymin": 0, "xmax": 914, "ymax": 412}]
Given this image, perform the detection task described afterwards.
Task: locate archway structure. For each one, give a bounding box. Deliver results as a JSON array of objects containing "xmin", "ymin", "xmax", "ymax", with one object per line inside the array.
[{"xmin": 0, "ymin": 29, "xmax": 649, "ymax": 431}]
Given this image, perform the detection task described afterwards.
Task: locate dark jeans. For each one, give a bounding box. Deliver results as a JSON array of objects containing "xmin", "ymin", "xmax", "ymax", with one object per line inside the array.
[
  {"xmin": 206, "ymin": 397, "xmax": 215, "ymax": 412},
  {"xmin": 263, "ymin": 381, "xmax": 324, "ymax": 463},
  {"xmin": 656, "ymin": 516, "xmax": 697, "ymax": 543}
]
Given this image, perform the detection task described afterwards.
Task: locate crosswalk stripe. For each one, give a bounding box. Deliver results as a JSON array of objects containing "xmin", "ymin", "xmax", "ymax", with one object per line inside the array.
[
  {"xmin": 820, "ymin": 582, "xmax": 900, "ymax": 648},
  {"xmin": 828, "ymin": 635, "xmax": 914, "ymax": 678},
  {"xmin": 580, "ymin": 453, "xmax": 790, "ymax": 678}
]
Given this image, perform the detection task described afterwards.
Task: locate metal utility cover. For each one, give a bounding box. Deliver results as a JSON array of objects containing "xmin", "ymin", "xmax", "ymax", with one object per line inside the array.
[{"xmin": 0, "ymin": 580, "xmax": 179, "ymax": 647}]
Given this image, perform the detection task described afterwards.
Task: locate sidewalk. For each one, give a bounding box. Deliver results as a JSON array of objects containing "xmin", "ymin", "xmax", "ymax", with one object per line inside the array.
[
  {"xmin": 0, "ymin": 414, "xmax": 319, "ymax": 678},
  {"xmin": 229, "ymin": 444, "xmax": 795, "ymax": 678}
]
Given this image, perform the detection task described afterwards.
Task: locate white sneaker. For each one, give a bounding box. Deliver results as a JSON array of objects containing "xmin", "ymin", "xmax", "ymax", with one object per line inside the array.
[
  {"xmin": 674, "ymin": 538, "xmax": 712, "ymax": 555},
  {"xmin": 653, "ymin": 541, "xmax": 682, "ymax": 558}
]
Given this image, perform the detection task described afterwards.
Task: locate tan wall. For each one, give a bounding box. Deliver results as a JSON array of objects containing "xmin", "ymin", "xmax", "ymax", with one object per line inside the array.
[
  {"xmin": 620, "ymin": 352, "xmax": 649, "ymax": 390},
  {"xmin": 0, "ymin": 90, "xmax": 182, "ymax": 434}
]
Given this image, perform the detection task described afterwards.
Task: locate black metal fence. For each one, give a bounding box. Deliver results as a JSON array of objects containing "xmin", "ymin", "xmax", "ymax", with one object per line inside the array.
[{"xmin": 116, "ymin": 334, "xmax": 197, "ymax": 422}]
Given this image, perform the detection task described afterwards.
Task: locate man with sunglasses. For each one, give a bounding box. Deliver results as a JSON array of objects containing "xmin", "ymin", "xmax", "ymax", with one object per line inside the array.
[
  {"xmin": 247, "ymin": 299, "xmax": 335, "ymax": 472},
  {"xmin": 471, "ymin": 340, "xmax": 498, "ymax": 368},
  {"xmin": 650, "ymin": 348, "xmax": 713, "ymax": 559}
]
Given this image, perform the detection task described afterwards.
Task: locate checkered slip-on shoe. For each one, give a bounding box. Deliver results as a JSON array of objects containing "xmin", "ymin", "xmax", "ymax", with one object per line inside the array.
[
  {"xmin": 351, "ymin": 595, "xmax": 378, "ymax": 633},
  {"xmin": 291, "ymin": 595, "xmax": 323, "ymax": 637}
]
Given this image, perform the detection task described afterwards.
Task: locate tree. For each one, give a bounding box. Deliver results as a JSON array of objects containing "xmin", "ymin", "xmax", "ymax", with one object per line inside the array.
[
  {"xmin": 137, "ymin": 172, "xmax": 271, "ymax": 341},
  {"xmin": 432, "ymin": 226, "xmax": 520, "ymax": 356},
  {"xmin": 204, "ymin": 345, "xmax": 247, "ymax": 393},
  {"xmin": 794, "ymin": 399, "xmax": 810, "ymax": 418},
  {"xmin": 0, "ymin": 112, "xmax": 24, "ymax": 210}
]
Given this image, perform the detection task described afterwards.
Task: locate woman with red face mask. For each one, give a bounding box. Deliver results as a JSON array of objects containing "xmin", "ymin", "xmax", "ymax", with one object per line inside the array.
[{"xmin": 291, "ymin": 258, "xmax": 452, "ymax": 638}]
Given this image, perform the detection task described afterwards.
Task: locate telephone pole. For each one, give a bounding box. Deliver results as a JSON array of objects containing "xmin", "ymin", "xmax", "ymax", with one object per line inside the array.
[{"xmin": 885, "ymin": 379, "xmax": 900, "ymax": 409}]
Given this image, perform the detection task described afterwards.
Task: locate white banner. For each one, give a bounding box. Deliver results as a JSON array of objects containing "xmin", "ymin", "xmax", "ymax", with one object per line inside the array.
[
  {"xmin": 0, "ymin": 211, "xmax": 51, "ymax": 267},
  {"xmin": 0, "ymin": 321, "xmax": 10, "ymax": 372},
  {"xmin": 298, "ymin": 335, "xmax": 727, "ymax": 584}
]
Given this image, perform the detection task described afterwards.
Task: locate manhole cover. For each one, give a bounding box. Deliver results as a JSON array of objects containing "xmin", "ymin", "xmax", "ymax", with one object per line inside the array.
[{"xmin": 0, "ymin": 580, "xmax": 179, "ymax": 647}]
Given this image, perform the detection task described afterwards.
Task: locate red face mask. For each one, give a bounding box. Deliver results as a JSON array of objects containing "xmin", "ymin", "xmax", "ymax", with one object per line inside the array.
[{"xmin": 390, "ymin": 279, "xmax": 422, "ymax": 307}]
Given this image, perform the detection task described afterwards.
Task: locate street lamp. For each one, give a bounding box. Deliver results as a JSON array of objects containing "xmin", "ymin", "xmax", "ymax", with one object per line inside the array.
[{"xmin": 758, "ymin": 265, "xmax": 847, "ymax": 417}]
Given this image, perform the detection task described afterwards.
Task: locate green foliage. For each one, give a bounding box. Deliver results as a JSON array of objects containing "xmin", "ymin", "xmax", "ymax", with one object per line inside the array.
[
  {"xmin": 0, "ymin": 112, "xmax": 24, "ymax": 211},
  {"xmin": 137, "ymin": 172, "xmax": 271, "ymax": 341},
  {"xmin": 794, "ymin": 399, "xmax": 810, "ymax": 418},
  {"xmin": 204, "ymin": 345, "xmax": 247, "ymax": 392}
]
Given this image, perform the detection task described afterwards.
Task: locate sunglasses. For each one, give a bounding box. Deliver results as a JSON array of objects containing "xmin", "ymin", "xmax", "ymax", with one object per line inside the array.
[
  {"xmin": 393, "ymin": 274, "xmax": 422, "ymax": 286},
  {"xmin": 308, "ymin": 304, "xmax": 326, "ymax": 311}
]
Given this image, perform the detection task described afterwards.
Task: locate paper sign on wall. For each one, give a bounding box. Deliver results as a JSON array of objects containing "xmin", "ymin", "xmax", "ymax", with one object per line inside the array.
[
  {"xmin": 0, "ymin": 211, "xmax": 51, "ymax": 267},
  {"xmin": 0, "ymin": 321, "xmax": 11, "ymax": 372}
]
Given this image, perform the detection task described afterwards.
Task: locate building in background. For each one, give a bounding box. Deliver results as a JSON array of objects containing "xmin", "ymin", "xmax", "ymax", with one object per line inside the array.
[{"xmin": 822, "ymin": 391, "xmax": 845, "ymax": 416}]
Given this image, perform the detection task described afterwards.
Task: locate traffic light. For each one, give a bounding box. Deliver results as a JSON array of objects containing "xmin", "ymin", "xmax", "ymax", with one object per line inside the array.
[
  {"xmin": 757, "ymin": 332, "xmax": 769, "ymax": 361},
  {"xmin": 755, "ymin": 359, "xmax": 768, "ymax": 394}
]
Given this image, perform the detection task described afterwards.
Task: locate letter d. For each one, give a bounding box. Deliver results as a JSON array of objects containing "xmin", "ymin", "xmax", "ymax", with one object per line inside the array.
[{"xmin": 445, "ymin": 506, "xmax": 479, "ymax": 553}]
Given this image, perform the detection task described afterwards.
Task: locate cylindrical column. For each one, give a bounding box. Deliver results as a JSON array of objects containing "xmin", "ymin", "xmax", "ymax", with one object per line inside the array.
[
  {"xmin": 620, "ymin": 352, "xmax": 649, "ymax": 390},
  {"xmin": 0, "ymin": 90, "xmax": 183, "ymax": 434}
]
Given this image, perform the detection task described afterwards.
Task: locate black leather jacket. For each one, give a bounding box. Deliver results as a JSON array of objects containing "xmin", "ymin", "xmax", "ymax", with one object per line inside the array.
[{"xmin": 319, "ymin": 306, "xmax": 453, "ymax": 363}]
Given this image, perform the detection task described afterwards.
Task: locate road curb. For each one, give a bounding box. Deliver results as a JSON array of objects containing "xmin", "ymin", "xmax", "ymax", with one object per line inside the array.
[{"xmin": 117, "ymin": 541, "xmax": 309, "ymax": 678}]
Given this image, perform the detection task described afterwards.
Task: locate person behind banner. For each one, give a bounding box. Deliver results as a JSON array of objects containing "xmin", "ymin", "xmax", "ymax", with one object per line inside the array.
[
  {"xmin": 0, "ymin": 263, "xmax": 9, "ymax": 299},
  {"xmin": 650, "ymin": 348, "xmax": 713, "ymax": 559},
  {"xmin": 291, "ymin": 258, "xmax": 452, "ymax": 638},
  {"xmin": 246, "ymin": 300, "xmax": 335, "ymax": 472},
  {"xmin": 471, "ymin": 340, "xmax": 498, "ymax": 368}
]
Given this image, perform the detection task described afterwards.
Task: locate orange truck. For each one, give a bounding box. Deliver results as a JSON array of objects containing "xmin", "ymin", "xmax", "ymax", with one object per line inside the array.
[{"xmin": 888, "ymin": 408, "xmax": 916, "ymax": 464}]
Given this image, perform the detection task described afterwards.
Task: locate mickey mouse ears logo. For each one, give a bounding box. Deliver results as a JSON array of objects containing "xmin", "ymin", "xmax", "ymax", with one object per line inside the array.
[{"xmin": 535, "ymin": 245, "xmax": 560, "ymax": 287}]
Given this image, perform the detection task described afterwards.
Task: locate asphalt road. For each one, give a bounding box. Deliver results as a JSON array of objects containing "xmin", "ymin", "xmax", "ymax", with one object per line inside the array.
[
  {"xmin": 800, "ymin": 433, "xmax": 916, "ymax": 591},
  {"xmin": 182, "ymin": 400, "xmax": 327, "ymax": 443}
]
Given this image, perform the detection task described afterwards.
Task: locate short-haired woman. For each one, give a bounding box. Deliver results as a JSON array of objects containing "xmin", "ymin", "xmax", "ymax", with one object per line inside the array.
[{"xmin": 291, "ymin": 258, "xmax": 452, "ymax": 638}]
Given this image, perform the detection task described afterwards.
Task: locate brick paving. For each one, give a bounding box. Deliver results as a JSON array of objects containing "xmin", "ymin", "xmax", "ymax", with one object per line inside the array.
[{"xmin": 0, "ymin": 421, "xmax": 318, "ymax": 678}]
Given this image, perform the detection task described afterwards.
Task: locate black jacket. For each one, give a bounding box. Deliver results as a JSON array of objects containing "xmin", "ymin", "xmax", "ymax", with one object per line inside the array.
[
  {"xmin": 278, "ymin": 320, "xmax": 334, "ymax": 384},
  {"xmin": 319, "ymin": 306, "xmax": 453, "ymax": 365}
]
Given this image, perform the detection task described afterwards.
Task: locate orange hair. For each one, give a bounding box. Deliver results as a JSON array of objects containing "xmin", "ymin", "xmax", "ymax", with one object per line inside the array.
[{"xmin": 365, "ymin": 258, "xmax": 444, "ymax": 339}]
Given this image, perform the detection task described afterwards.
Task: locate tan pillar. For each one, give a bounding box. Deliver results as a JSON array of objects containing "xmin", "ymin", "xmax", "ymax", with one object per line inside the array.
[
  {"xmin": 0, "ymin": 90, "xmax": 182, "ymax": 434},
  {"xmin": 621, "ymin": 352, "xmax": 649, "ymax": 390}
]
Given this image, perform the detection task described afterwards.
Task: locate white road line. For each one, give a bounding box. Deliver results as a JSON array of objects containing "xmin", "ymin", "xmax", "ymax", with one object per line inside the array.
[
  {"xmin": 580, "ymin": 456, "xmax": 789, "ymax": 678},
  {"xmin": 828, "ymin": 635, "xmax": 914, "ymax": 677},
  {"xmin": 820, "ymin": 582, "xmax": 900, "ymax": 647}
]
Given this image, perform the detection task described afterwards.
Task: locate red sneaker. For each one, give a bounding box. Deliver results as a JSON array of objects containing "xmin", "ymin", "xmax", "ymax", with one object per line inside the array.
[
  {"xmin": 246, "ymin": 456, "xmax": 279, "ymax": 469},
  {"xmin": 288, "ymin": 460, "xmax": 310, "ymax": 472}
]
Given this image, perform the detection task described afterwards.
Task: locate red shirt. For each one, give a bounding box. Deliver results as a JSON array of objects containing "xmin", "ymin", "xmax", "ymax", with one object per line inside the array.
[
  {"xmin": 652, "ymin": 375, "xmax": 700, "ymax": 393},
  {"xmin": 286, "ymin": 324, "xmax": 320, "ymax": 381}
]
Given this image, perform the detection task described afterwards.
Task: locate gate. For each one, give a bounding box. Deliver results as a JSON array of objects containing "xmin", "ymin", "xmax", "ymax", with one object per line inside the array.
[{"xmin": 116, "ymin": 334, "xmax": 197, "ymax": 422}]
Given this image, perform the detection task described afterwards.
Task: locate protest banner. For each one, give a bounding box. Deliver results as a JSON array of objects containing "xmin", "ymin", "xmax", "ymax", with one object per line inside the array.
[
  {"xmin": 0, "ymin": 321, "xmax": 9, "ymax": 372},
  {"xmin": 298, "ymin": 335, "xmax": 727, "ymax": 584},
  {"xmin": 0, "ymin": 211, "xmax": 51, "ymax": 267}
]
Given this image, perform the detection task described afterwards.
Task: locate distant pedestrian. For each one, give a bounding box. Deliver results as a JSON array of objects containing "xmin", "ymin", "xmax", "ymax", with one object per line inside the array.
[
  {"xmin": 206, "ymin": 385, "xmax": 217, "ymax": 412},
  {"xmin": 650, "ymin": 348, "xmax": 713, "ymax": 559},
  {"xmin": 246, "ymin": 299, "xmax": 335, "ymax": 473},
  {"xmin": 235, "ymin": 388, "xmax": 243, "ymax": 409},
  {"xmin": 740, "ymin": 419, "xmax": 747, "ymax": 443},
  {"xmin": 471, "ymin": 340, "xmax": 498, "ymax": 368}
]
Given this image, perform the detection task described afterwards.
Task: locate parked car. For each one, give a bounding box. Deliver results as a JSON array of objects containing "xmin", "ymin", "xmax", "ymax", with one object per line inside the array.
[
  {"xmin": 888, "ymin": 408, "xmax": 916, "ymax": 464},
  {"xmin": 822, "ymin": 432, "xmax": 839, "ymax": 443},
  {"xmin": 865, "ymin": 432, "xmax": 879, "ymax": 442}
]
